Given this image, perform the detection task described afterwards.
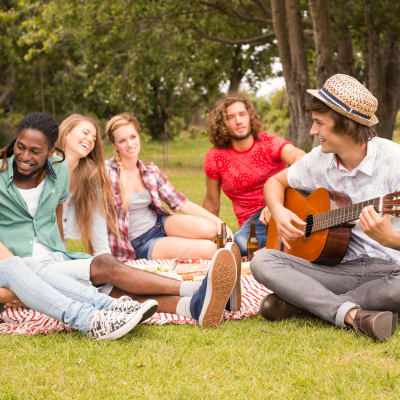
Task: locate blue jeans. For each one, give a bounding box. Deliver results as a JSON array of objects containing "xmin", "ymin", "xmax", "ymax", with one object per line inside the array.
[
  {"xmin": 38, "ymin": 252, "xmax": 113, "ymax": 295},
  {"xmin": 251, "ymin": 250, "xmax": 399, "ymax": 328},
  {"xmin": 0, "ymin": 256, "xmax": 114, "ymax": 333},
  {"xmin": 130, "ymin": 214, "xmax": 170, "ymax": 259},
  {"xmin": 234, "ymin": 209, "xmax": 268, "ymax": 257}
]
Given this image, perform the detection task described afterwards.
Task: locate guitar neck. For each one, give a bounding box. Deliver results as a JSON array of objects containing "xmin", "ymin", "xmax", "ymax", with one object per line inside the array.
[{"xmin": 311, "ymin": 196, "xmax": 381, "ymax": 233}]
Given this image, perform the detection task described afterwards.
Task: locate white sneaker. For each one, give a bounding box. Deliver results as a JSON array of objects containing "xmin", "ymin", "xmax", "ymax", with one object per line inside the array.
[
  {"xmin": 87, "ymin": 309, "xmax": 143, "ymax": 341},
  {"xmin": 108, "ymin": 297, "xmax": 158, "ymax": 324}
]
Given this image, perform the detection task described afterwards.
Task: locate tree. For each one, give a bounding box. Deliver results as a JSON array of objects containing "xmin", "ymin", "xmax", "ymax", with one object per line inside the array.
[
  {"xmin": 2, "ymin": 0, "xmax": 399, "ymax": 144},
  {"xmin": 270, "ymin": 0, "xmax": 312, "ymax": 148},
  {"xmin": 360, "ymin": 1, "xmax": 400, "ymax": 140}
]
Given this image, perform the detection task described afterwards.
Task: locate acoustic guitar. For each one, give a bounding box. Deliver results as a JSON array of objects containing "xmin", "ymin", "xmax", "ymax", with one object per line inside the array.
[{"xmin": 266, "ymin": 188, "xmax": 400, "ymax": 265}]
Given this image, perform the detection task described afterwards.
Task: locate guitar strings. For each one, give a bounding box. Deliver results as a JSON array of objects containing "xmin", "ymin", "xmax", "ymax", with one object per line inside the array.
[{"xmin": 310, "ymin": 197, "xmax": 380, "ymax": 233}]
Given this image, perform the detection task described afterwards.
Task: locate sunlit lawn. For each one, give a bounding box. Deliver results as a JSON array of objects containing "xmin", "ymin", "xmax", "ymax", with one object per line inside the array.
[{"xmin": 1, "ymin": 135, "xmax": 400, "ymax": 399}]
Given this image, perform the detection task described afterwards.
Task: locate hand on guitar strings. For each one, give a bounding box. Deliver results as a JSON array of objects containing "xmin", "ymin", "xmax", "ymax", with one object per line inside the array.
[
  {"xmin": 359, "ymin": 205, "xmax": 400, "ymax": 250},
  {"xmin": 274, "ymin": 205, "xmax": 307, "ymax": 250},
  {"xmin": 259, "ymin": 206, "xmax": 271, "ymax": 225}
]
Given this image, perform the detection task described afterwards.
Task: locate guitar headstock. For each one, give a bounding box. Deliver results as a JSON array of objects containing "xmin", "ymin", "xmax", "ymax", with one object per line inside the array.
[{"xmin": 382, "ymin": 191, "xmax": 400, "ymax": 216}]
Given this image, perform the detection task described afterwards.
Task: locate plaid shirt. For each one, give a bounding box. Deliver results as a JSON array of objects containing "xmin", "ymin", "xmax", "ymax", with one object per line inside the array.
[{"xmin": 105, "ymin": 157, "xmax": 187, "ymax": 261}]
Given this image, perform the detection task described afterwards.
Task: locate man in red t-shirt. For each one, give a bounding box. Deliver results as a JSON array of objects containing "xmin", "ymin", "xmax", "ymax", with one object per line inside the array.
[{"xmin": 202, "ymin": 94, "xmax": 305, "ymax": 256}]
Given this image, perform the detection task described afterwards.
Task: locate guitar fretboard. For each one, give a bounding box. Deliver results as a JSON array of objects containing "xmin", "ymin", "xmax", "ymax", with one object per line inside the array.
[{"xmin": 310, "ymin": 197, "xmax": 381, "ymax": 233}]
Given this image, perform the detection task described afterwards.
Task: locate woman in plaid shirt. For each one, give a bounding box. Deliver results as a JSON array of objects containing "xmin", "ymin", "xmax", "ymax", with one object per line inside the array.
[{"xmin": 105, "ymin": 113, "xmax": 231, "ymax": 262}]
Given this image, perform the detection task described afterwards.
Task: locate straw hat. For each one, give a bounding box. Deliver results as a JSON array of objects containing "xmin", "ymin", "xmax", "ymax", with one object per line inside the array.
[{"xmin": 307, "ymin": 74, "xmax": 379, "ymax": 126}]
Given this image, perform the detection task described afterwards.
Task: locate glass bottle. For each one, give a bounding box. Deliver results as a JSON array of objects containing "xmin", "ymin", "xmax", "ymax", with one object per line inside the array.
[
  {"xmin": 216, "ymin": 233, "xmax": 224, "ymax": 249},
  {"xmin": 221, "ymin": 222, "xmax": 227, "ymax": 247},
  {"xmin": 247, "ymin": 220, "xmax": 259, "ymax": 260}
]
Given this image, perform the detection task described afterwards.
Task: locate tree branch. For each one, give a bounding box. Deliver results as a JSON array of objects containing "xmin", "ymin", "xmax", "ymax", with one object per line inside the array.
[
  {"xmin": 253, "ymin": 0, "xmax": 270, "ymax": 15},
  {"xmin": 193, "ymin": 26, "xmax": 273, "ymax": 45},
  {"xmin": 199, "ymin": 1, "xmax": 270, "ymax": 24}
]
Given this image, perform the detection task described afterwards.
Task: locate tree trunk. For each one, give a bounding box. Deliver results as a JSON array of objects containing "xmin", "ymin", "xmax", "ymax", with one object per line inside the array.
[
  {"xmin": 308, "ymin": 0, "xmax": 335, "ymax": 87},
  {"xmin": 39, "ymin": 62, "xmax": 45, "ymax": 112},
  {"xmin": 270, "ymin": 0, "xmax": 311, "ymax": 148},
  {"xmin": 228, "ymin": 46, "xmax": 244, "ymax": 93},
  {"xmin": 335, "ymin": 24, "xmax": 355, "ymax": 76},
  {"xmin": 148, "ymin": 81, "xmax": 169, "ymax": 141},
  {"xmin": 0, "ymin": 65, "xmax": 15, "ymax": 109},
  {"xmin": 162, "ymin": 120, "xmax": 168, "ymax": 167},
  {"xmin": 364, "ymin": 4, "xmax": 400, "ymax": 140},
  {"xmin": 333, "ymin": 1, "xmax": 355, "ymax": 76}
]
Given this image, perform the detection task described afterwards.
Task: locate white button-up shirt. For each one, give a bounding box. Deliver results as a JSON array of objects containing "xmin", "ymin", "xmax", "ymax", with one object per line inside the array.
[{"xmin": 288, "ymin": 137, "xmax": 400, "ymax": 264}]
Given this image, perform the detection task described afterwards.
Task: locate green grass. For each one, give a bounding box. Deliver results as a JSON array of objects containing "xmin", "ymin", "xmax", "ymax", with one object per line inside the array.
[
  {"xmin": 1, "ymin": 318, "xmax": 400, "ymax": 399},
  {"xmin": 3, "ymin": 136, "xmax": 400, "ymax": 399}
]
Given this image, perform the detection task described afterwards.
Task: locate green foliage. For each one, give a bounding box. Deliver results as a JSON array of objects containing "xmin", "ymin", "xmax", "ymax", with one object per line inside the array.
[
  {"xmin": 0, "ymin": 112, "xmax": 24, "ymax": 147},
  {"xmin": 250, "ymin": 89, "xmax": 290, "ymax": 138},
  {"xmin": 0, "ymin": 0, "xmax": 279, "ymax": 141},
  {"xmin": 2, "ymin": 318, "xmax": 400, "ymax": 399},
  {"xmin": 1, "ymin": 0, "xmax": 399, "ymax": 142}
]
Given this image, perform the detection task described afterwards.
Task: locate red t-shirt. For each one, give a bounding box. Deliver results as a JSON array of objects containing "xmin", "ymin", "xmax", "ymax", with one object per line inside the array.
[{"xmin": 204, "ymin": 132, "xmax": 290, "ymax": 226}]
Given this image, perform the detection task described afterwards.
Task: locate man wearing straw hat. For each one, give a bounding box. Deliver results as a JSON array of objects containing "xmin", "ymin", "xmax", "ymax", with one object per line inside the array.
[{"xmin": 250, "ymin": 74, "xmax": 400, "ymax": 342}]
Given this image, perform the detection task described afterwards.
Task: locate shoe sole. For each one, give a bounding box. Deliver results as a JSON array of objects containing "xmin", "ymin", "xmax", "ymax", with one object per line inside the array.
[
  {"xmin": 199, "ymin": 249, "xmax": 236, "ymax": 328},
  {"xmin": 139, "ymin": 300, "xmax": 159, "ymax": 324},
  {"xmin": 371, "ymin": 311, "xmax": 393, "ymax": 342},
  {"xmin": 225, "ymin": 242, "xmax": 242, "ymax": 311}
]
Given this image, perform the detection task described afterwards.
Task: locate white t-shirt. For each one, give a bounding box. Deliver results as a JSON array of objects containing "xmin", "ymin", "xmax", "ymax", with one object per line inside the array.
[
  {"xmin": 17, "ymin": 180, "xmax": 53, "ymax": 259},
  {"xmin": 287, "ymin": 137, "xmax": 400, "ymax": 264},
  {"xmin": 128, "ymin": 189, "xmax": 157, "ymax": 241}
]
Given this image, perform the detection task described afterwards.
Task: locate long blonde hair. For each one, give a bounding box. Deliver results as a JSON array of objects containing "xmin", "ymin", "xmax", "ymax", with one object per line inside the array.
[
  {"xmin": 105, "ymin": 113, "xmax": 141, "ymax": 212},
  {"xmin": 57, "ymin": 114, "xmax": 118, "ymax": 251}
]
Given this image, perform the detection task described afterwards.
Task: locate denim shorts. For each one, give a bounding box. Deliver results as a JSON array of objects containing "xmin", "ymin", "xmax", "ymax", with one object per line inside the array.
[{"xmin": 130, "ymin": 214, "xmax": 170, "ymax": 259}]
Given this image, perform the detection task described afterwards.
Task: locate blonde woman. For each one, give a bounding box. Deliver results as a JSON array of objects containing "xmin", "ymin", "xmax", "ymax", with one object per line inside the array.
[
  {"xmin": 56, "ymin": 114, "xmax": 118, "ymax": 256},
  {"xmin": 105, "ymin": 113, "xmax": 231, "ymax": 261}
]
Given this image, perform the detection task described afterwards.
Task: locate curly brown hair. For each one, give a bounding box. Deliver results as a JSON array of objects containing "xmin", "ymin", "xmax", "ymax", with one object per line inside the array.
[{"xmin": 207, "ymin": 93, "xmax": 264, "ymax": 148}]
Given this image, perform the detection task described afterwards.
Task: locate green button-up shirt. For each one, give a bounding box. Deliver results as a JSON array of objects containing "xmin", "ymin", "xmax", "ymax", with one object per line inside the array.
[{"xmin": 0, "ymin": 155, "xmax": 90, "ymax": 260}]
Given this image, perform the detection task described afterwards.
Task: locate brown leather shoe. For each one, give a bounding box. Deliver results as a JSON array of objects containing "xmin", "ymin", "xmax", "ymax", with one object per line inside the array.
[
  {"xmin": 259, "ymin": 293, "xmax": 306, "ymax": 321},
  {"xmin": 353, "ymin": 309, "xmax": 394, "ymax": 342}
]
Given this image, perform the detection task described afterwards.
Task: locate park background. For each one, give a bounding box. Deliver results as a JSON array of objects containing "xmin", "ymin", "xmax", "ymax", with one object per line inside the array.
[{"xmin": 1, "ymin": 1, "xmax": 400, "ymax": 398}]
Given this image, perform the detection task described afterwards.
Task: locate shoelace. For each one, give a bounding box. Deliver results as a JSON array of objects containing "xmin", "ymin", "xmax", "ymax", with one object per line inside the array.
[
  {"xmin": 111, "ymin": 297, "xmax": 142, "ymax": 313},
  {"xmin": 353, "ymin": 310, "xmax": 370, "ymax": 335},
  {"xmin": 118, "ymin": 301, "xmax": 141, "ymax": 313}
]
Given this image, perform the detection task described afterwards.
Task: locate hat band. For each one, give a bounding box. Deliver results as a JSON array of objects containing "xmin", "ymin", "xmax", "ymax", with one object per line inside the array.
[{"xmin": 319, "ymin": 88, "xmax": 371, "ymax": 120}]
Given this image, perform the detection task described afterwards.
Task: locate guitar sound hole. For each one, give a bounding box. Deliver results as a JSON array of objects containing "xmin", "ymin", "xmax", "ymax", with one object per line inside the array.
[{"xmin": 305, "ymin": 215, "xmax": 313, "ymax": 238}]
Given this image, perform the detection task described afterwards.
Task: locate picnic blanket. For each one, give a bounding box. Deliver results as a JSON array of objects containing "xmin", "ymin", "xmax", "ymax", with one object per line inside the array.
[{"xmin": 0, "ymin": 258, "xmax": 270, "ymax": 336}]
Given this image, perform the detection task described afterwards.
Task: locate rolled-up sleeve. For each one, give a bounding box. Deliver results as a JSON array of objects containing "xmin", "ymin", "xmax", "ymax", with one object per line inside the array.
[{"xmin": 155, "ymin": 168, "xmax": 187, "ymax": 211}]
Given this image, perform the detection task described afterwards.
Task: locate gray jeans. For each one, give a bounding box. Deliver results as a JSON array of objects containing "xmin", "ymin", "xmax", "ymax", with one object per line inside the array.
[{"xmin": 250, "ymin": 249, "xmax": 400, "ymax": 328}]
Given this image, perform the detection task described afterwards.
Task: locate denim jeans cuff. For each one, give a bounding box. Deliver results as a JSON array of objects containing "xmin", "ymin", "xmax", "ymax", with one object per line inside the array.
[
  {"xmin": 82, "ymin": 315, "xmax": 94, "ymax": 335},
  {"xmin": 335, "ymin": 301, "xmax": 359, "ymax": 328}
]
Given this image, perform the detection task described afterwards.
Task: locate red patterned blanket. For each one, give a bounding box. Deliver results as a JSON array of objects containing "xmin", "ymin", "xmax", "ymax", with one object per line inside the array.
[{"xmin": 0, "ymin": 259, "xmax": 269, "ymax": 336}]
